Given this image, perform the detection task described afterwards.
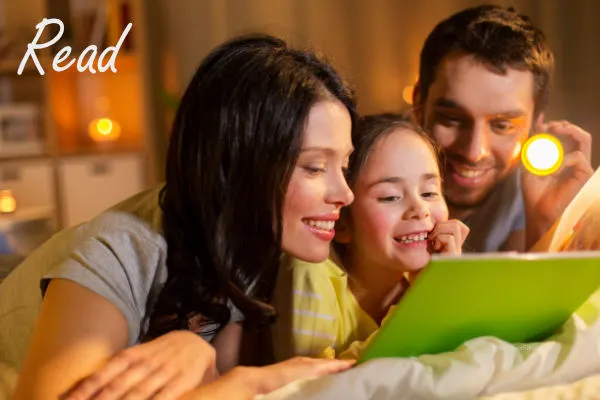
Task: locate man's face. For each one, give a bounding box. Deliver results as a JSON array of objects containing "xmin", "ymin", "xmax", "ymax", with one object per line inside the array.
[{"xmin": 421, "ymin": 53, "xmax": 535, "ymax": 209}]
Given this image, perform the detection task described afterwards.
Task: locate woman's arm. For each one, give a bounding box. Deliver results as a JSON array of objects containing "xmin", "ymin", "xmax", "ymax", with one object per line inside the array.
[
  {"xmin": 13, "ymin": 278, "xmax": 130, "ymax": 399},
  {"xmin": 180, "ymin": 357, "xmax": 355, "ymax": 400},
  {"xmin": 212, "ymin": 322, "xmax": 243, "ymax": 373},
  {"xmin": 17, "ymin": 278, "xmax": 221, "ymax": 400}
]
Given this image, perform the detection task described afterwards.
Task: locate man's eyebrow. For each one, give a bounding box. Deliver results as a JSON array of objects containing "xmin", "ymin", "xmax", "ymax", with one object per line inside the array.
[
  {"xmin": 493, "ymin": 110, "xmax": 527, "ymax": 119},
  {"xmin": 434, "ymin": 98, "xmax": 527, "ymax": 119},
  {"xmin": 433, "ymin": 98, "xmax": 462, "ymax": 110}
]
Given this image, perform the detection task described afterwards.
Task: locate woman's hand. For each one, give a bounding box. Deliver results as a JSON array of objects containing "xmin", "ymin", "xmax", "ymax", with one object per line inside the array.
[
  {"xmin": 255, "ymin": 356, "xmax": 355, "ymax": 393},
  {"xmin": 182, "ymin": 357, "xmax": 355, "ymax": 400},
  {"xmin": 429, "ymin": 219, "xmax": 470, "ymax": 255},
  {"xmin": 61, "ymin": 330, "xmax": 217, "ymax": 400}
]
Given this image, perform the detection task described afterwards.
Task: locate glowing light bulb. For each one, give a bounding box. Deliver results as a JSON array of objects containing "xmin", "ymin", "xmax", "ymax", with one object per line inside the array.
[
  {"xmin": 402, "ymin": 85, "xmax": 414, "ymax": 105},
  {"xmin": 0, "ymin": 190, "xmax": 17, "ymax": 214},
  {"xmin": 88, "ymin": 118, "xmax": 121, "ymax": 143},
  {"xmin": 521, "ymin": 133, "xmax": 564, "ymax": 176}
]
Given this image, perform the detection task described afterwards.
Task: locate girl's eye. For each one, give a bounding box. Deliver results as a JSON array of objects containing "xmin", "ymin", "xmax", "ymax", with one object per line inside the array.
[
  {"xmin": 422, "ymin": 192, "xmax": 439, "ymax": 199},
  {"xmin": 378, "ymin": 196, "xmax": 400, "ymax": 203}
]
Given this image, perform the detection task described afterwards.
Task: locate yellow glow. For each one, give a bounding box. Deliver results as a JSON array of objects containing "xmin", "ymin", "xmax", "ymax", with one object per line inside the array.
[
  {"xmin": 89, "ymin": 118, "xmax": 121, "ymax": 143},
  {"xmin": 521, "ymin": 134, "xmax": 564, "ymax": 176},
  {"xmin": 402, "ymin": 85, "xmax": 414, "ymax": 104},
  {"xmin": 97, "ymin": 118, "xmax": 113, "ymax": 135},
  {"xmin": 0, "ymin": 190, "xmax": 17, "ymax": 214}
]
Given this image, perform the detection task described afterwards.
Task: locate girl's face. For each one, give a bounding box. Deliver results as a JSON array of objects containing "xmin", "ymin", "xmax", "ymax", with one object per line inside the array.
[
  {"xmin": 282, "ymin": 99, "xmax": 354, "ymax": 263},
  {"xmin": 346, "ymin": 128, "xmax": 449, "ymax": 274}
]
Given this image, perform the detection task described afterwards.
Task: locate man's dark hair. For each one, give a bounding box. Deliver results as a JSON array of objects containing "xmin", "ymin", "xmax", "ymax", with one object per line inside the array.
[{"xmin": 417, "ymin": 5, "xmax": 554, "ymax": 116}]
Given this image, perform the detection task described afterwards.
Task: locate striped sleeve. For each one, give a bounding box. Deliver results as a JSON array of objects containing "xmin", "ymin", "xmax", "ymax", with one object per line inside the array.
[
  {"xmin": 337, "ymin": 305, "xmax": 396, "ymax": 360},
  {"xmin": 289, "ymin": 265, "xmax": 340, "ymax": 357}
]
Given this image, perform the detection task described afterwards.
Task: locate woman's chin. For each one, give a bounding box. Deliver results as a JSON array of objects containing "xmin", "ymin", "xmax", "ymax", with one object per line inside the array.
[{"xmin": 283, "ymin": 245, "xmax": 330, "ymax": 264}]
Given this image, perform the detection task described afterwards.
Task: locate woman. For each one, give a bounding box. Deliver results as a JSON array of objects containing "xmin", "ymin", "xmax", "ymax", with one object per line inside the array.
[{"xmin": 0, "ymin": 33, "xmax": 356, "ymax": 399}]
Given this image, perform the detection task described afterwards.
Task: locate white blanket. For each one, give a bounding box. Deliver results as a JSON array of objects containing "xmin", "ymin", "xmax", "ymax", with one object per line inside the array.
[{"xmin": 257, "ymin": 292, "xmax": 600, "ymax": 400}]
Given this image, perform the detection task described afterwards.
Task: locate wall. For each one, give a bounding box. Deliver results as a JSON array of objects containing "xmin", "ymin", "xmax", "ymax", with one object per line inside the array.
[{"xmin": 156, "ymin": 0, "xmax": 600, "ymax": 167}]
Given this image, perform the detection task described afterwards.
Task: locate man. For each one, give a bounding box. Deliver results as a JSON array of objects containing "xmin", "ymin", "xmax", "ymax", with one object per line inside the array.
[{"xmin": 413, "ymin": 5, "xmax": 594, "ymax": 252}]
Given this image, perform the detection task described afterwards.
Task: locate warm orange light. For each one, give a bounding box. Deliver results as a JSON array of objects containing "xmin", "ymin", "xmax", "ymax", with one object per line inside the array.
[
  {"xmin": 402, "ymin": 85, "xmax": 414, "ymax": 105},
  {"xmin": 89, "ymin": 118, "xmax": 121, "ymax": 143},
  {"xmin": 0, "ymin": 190, "xmax": 17, "ymax": 214}
]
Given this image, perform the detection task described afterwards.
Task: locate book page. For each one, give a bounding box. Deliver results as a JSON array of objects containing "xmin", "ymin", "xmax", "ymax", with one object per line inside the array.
[{"xmin": 549, "ymin": 166, "xmax": 600, "ymax": 252}]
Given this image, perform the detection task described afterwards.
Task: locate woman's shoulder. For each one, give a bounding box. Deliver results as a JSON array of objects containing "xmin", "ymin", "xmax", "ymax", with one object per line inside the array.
[
  {"xmin": 4, "ymin": 185, "xmax": 167, "ymax": 279},
  {"xmin": 78, "ymin": 185, "xmax": 166, "ymax": 250}
]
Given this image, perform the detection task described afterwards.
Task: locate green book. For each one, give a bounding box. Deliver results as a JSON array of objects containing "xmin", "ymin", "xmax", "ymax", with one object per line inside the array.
[
  {"xmin": 358, "ymin": 251, "xmax": 600, "ymax": 364},
  {"xmin": 359, "ymin": 166, "xmax": 600, "ymax": 364}
]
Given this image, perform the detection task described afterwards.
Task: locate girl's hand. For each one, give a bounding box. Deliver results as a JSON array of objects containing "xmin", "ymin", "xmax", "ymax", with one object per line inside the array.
[
  {"xmin": 429, "ymin": 219, "xmax": 470, "ymax": 255},
  {"xmin": 61, "ymin": 330, "xmax": 218, "ymax": 400}
]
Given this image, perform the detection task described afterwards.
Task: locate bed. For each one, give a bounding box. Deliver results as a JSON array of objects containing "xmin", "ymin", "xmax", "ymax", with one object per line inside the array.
[{"xmin": 256, "ymin": 291, "xmax": 600, "ymax": 400}]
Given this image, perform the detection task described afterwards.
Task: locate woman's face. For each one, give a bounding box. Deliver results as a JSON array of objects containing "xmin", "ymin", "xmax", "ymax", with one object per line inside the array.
[{"xmin": 282, "ymin": 99, "xmax": 354, "ymax": 263}]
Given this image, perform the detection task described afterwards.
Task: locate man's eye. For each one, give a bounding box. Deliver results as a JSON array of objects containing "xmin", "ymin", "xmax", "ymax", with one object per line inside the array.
[
  {"xmin": 491, "ymin": 120, "xmax": 515, "ymax": 133},
  {"xmin": 437, "ymin": 113, "xmax": 464, "ymax": 127}
]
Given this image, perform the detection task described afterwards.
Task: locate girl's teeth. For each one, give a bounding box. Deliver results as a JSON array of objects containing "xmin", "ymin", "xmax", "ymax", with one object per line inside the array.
[
  {"xmin": 398, "ymin": 233, "xmax": 428, "ymax": 243},
  {"xmin": 306, "ymin": 220, "xmax": 335, "ymax": 230}
]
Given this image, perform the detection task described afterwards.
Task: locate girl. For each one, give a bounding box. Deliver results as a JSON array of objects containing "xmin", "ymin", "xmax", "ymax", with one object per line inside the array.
[
  {"xmin": 272, "ymin": 113, "xmax": 469, "ymax": 361},
  {"xmin": 0, "ymin": 34, "xmax": 357, "ymax": 399}
]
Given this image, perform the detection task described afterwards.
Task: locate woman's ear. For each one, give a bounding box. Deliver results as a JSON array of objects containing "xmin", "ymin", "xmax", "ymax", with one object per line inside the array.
[{"xmin": 334, "ymin": 213, "xmax": 352, "ymax": 244}]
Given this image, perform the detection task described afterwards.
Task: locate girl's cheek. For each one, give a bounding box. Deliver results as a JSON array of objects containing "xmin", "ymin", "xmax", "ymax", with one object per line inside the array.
[
  {"xmin": 431, "ymin": 202, "xmax": 450, "ymax": 223},
  {"xmin": 359, "ymin": 207, "xmax": 396, "ymax": 236}
]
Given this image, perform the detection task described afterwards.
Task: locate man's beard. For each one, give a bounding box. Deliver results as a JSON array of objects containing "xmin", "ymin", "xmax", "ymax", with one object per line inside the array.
[{"xmin": 445, "ymin": 190, "xmax": 493, "ymax": 210}]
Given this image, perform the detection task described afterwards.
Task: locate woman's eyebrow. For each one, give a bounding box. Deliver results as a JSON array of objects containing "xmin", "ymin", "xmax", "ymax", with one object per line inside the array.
[{"xmin": 300, "ymin": 146, "xmax": 355, "ymax": 155}]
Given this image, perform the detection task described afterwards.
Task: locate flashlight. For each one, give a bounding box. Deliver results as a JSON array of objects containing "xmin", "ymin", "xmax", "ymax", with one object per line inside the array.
[{"xmin": 521, "ymin": 133, "xmax": 564, "ymax": 176}]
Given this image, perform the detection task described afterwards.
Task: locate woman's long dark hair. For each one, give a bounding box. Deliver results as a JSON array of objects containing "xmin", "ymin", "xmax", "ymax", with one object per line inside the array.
[{"xmin": 144, "ymin": 34, "xmax": 357, "ymax": 340}]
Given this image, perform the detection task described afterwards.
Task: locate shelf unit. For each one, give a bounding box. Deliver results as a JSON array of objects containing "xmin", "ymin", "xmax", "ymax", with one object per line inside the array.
[{"xmin": 0, "ymin": 0, "xmax": 162, "ymax": 233}]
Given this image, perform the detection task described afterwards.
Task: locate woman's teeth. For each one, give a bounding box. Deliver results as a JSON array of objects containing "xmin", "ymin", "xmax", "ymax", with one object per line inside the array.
[
  {"xmin": 397, "ymin": 232, "xmax": 428, "ymax": 243},
  {"xmin": 305, "ymin": 220, "xmax": 335, "ymax": 231}
]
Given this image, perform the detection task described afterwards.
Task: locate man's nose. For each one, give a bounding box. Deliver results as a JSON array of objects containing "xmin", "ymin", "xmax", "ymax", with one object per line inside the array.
[{"xmin": 460, "ymin": 123, "xmax": 491, "ymax": 164}]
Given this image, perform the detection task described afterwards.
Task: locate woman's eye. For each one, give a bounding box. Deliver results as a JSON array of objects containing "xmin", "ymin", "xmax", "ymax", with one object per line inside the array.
[{"xmin": 303, "ymin": 166, "xmax": 326, "ymax": 175}]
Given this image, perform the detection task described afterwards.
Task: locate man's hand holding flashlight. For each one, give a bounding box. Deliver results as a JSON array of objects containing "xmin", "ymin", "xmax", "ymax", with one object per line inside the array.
[{"xmin": 521, "ymin": 118, "xmax": 594, "ymax": 250}]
